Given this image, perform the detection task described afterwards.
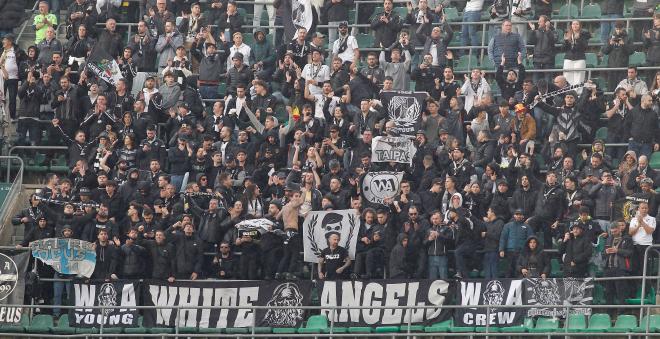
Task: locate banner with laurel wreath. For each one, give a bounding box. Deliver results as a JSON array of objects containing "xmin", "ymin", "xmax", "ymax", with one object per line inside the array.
[
  {"xmin": 302, "ymin": 210, "xmax": 359, "ymax": 263},
  {"xmin": 380, "ymin": 91, "xmax": 429, "ymax": 136}
]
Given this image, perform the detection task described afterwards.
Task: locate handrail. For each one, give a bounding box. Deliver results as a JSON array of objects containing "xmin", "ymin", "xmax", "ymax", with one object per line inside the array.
[
  {"xmin": 640, "ymin": 245, "xmax": 660, "ymax": 322},
  {"xmin": 8, "ymin": 146, "xmax": 68, "ymax": 157},
  {"xmin": 15, "ymin": 0, "xmax": 41, "ymax": 45},
  {"xmin": 0, "ymin": 156, "xmax": 24, "ymax": 241}
]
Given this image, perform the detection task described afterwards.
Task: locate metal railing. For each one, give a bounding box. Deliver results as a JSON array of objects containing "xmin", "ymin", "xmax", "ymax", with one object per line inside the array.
[
  {"xmin": 15, "ymin": 0, "xmax": 41, "ymax": 45},
  {"xmin": 0, "ymin": 156, "xmax": 24, "ymax": 240},
  {"xmin": 4, "ymin": 302, "xmax": 660, "ymax": 337}
]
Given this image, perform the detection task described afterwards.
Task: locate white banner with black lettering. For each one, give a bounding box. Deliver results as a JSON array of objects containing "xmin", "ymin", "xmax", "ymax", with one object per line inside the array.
[
  {"xmin": 361, "ymin": 171, "xmax": 404, "ymax": 205},
  {"xmin": 524, "ymin": 278, "xmax": 594, "ymax": 317},
  {"xmin": 455, "ymin": 279, "xmax": 524, "ymax": 327},
  {"xmin": 320, "ymin": 280, "xmax": 451, "ymax": 326},
  {"xmin": 302, "ymin": 210, "xmax": 359, "ymax": 263},
  {"xmin": 371, "ymin": 136, "xmax": 417, "ymax": 165},
  {"xmin": 143, "ymin": 280, "xmax": 312, "ymax": 328},
  {"xmin": 71, "ymin": 282, "xmax": 139, "ymax": 327}
]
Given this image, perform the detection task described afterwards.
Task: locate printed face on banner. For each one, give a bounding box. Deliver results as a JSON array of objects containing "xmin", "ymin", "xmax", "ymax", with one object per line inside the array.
[
  {"xmin": 455, "ymin": 279, "xmax": 524, "ymax": 327},
  {"xmin": 0, "ymin": 253, "xmax": 18, "ymax": 301},
  {"xmin": 524, "ymin": 278, "xmax": 594, "ymax": 317},
  {"xmin": 302, "ymin": 210, "xmax": 360, "ymax": 262},
  {"xmin": 362, "ymin": 172, "xmax": 403, "ymax": 205},
  {"xmin": 262, "ymin": 283, "xmax": 305, "ymax": 327}
]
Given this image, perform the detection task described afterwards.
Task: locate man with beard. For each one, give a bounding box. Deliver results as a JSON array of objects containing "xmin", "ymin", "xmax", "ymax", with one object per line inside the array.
[
  {"xmin": 12, "ymin": 195, "xmax": 47, "ymax": 236},
  {"xmin": 332, "ymin": 21, "xmax": 359, "ymax": 66},
  {"xmin": 119, "ymin": 228, "xmax": 148, "ymax": 279},
  {"xmin": 604, "ymin": 220, "xmax": 633, "ymax": 308},
  {"xmin": 169, "ymin": 222, "xmax": 204, "ymax": 280},
  {"xmin": 398, "ymin": 205, "xmax": 429, "ymax": 278},
  {"xmin": 189, "ymin": 197, "xmax": 228, "ymax": 252},
  {"xmin": 137, "ymin": 125, "xmax": 167, "ymax": 170},
  {"xmin": 628, "ymin": 155, "xmax": 659, "ymax": 194},
  {"xmin": 81, "ymin": 204, "xmax": 120, "ymax": 243},
  {"xmin": 128, "ymin": 20, "xmax": 157, "ymax": 72},
  {"xmin": 318, "ymin": 233, "xmax": 351, "ymax": 280},
  {"xmin": 91, "ymin": 229, "xmax": 119, "ymax": 281},
  {"xmin": 560, "ymin": 223, "xmax": 593, "ymax": 278},
  {"xmin": 137, "ymin": 229, "xmax": 176, "ymax": 281},
  {"xmin": 589, "ymin": 171, "xmax": 625, "ymax": 233},
  {"xmin": 527, "ymin": 171, "xmax": 565, "ymax": 248},
  {"xmin": 448, "ymin": 147, "xmax": 476, "ymax": 189},
  {"xmin": 276, "ymin": 189, "xmax": 303, "ymax": 280},
  {"xmin": 412, "ymin": 53, "xmax": 441, "ymax": 94},
  {"xmin": 499, "ymin": 209, "xmax": 534, "ymax": 277},
  {"xmin": 563, "ymin": 176, "xmax": 594, "ymax": 222},
  {"xmin": 360, "ymin": 52, "xmax": 385, "ymax": 93}
]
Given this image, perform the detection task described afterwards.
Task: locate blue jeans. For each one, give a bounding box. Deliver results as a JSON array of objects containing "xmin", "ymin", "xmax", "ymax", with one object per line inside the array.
[
  {"xmin": 462, "ymin": 11, "xmax": 481, "ymax": 54},
  {"xmin": 53, "ymin": 273, "xmax": 72, "ymax": 317},
  {"xmin": 199, "ymin": 85, "xmax": 219, "ymax": 100},
  {"xmin": 628, "ymin": 140, "xmax": 653, "ymax": 159},
  {"xmin": 532, "ymin": 62, "xmax": 554, "ymax": 84},
  {"xmin": 428, "ymin": 255, "xmax": 448, "ymax": 279},
  {"xmin": 483, "ymin": 251, "xmax": 499, "ymax": 280},
  {"xmin": 601, "ymin": 14, "xmax": 622, "ymax": 43}
]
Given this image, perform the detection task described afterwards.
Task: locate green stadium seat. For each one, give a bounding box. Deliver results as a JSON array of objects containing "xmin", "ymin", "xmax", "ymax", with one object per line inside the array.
[
  {"xmin": 565, "ymin": 313, "xmax": 587, "ymax": 332},
  {"xmin": 327, "ymin": 326, "xmax": 348, "ymax": 333},
  {"xmin": 650, "ymin": 152, "xmax": 660, "ymax": 170},
  {"xmin": 581, "ymin": 3, "xmax": 602, "ymax": 18},
  {"xmin": 148, "ymin": 326, "xmax": 174, "ymax": 334},
  {"xmin": 178, "ymin": 326, "xmax": 199, "ymax": 334},
  {"xmin": 124, "ymin": 316, "xmax": 148, "ymax": 335},
  {"xmin": 225, "ymin": 327, "xmax": 249, "ymax": 334},
  {"xmin": 217, "ymin": 83, "xmax": 227, "ymax": 97},
  {"xmin": 26, "ymin": 314, "xmax": 53, "ymax": 334},
  {"xmin": 554, "ymin": 52, "xmax": 565, "ymax": 69},
  {"xmin": 633, "ymin": 314, "xmax": 660, "ymax": 332},
  {"xmin": 393, "ymin": 6, "xmax": 408, "ymax": 19},
  {"xmin": 592, "ymin": 283, "xmax": 606, "ymax": 305},
  {"xmin": 449, "ymin": 320, "xmax": 475, "ymax": 333},
  {"xmin": 348, "ymin": 9, "xmax": 356, "ymax": 24},
  {"xmin": 198, "ymin": 327, "xmax": 224, "ymax": 334},
  {"xmin": 0, "ymin": 314, "xmax": 29, "ymax": 333},
  {"xmin": 449, "ymin": 33, "xmax": 462, "ymax": 46},
  {"xmin": 424, "ymin": 319, "xmax": 452, "ymax": 332},
  {"xmin": 298, "ymin": 315, "xmax": 328, "ymax": 334},
  {"xmin": 356, "ymin": 33, "xmax": 375, "ymax": 48},
  {"xmin": 608, "ymin": 314, "xmax": 637, "ymax": 332},
  {"xmin": 375, "ymin": 326, "xmax": 400, "ymax": 333},
  {"xmin": 595, "ymin": 127, "xmax": 608, "ymax": 140},
  {"xmin": 51, "ymin": 314, "xmax": 75, "ymax": 335},
  {"xmin": 399, "ymin": 324, "xmax": 424, "ymax": 332},
  {"xmin": 347, "ymin": 326, "xmax": 372, "ymax": 333},
  {"xmin": 585, "ymin": 313, "xmax": 612, "ymax": 333},
  {"xmin": 475, "ymin": 325, "xmax": 500, "ymax": 333},
  {"xmin": 480, "ymin": 56, "xmax": 496, "ymax": 71},
  {"xmin": 585, "ymin": 53, "xmax": 598, "ymax": 68},
  {"xmin": 556, "ymin": 4, "xmax": 579, "ymax": 19},
  {"xmin": 242, "ymin": 33, "xmax": 255, "ymax": 47},
  {"xmin": 626, "ymin": 287, "xmax": 656, "ymax": 305},
  {"xmin": 370, "ymin": 6, "xmax": 384, "ymax": 20},
  {"xmin": 272, "ymin": 327, "xmax": 298, "ymax": 334},
  {"xmin": 237, "ymin": 7, "xmax": 247, "ymax": 18},
  {"xmin": 501, "ymin": 317, "xmax": 534, "ymax": 333},
  {"xmin": 590, "ymin": 28, "xmax": 601, "ymax": 43},
  {"xmin": 455, "ymin": 55, "xmax": 478, "ymax": 72},
  {"xmin": 528, "ymin": 317, "xmax": 559, "ymax": 333},
  {"xmin": 444, "ymin": 7, "xmax": 459, "ymax": 22},
  {"xmin": 629, "ymin": 51, "xmax": 647, "ymax": 67},
  {"xmin": 550, "ymin": 258, "xmax": 563, "ymax": 277}
]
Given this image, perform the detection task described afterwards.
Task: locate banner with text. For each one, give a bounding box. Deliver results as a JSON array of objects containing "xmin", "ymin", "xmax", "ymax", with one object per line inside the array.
[
  {"xmin": 380, "ymin": 91, "xmax": 428, "ymax": 136},
  {"xmin": 361, "ymin": 171, "xmax": 403, "ymax": 205},
  {"xmin": 0, "ymin": 250, "xmax": 29, "ymax": 325},
  {"xmin": 31, "ymin": 238, "xmax": 96, "ymax": 278},
  {"xmin": 302, "ymin": 210, "xmax": 360, "ymax": 263},
  {"xmin": 143, "ymin": 280, "xmax": 313, "ymax": 328},
  {"xmin": 455, "ymin": 279, "xmax": 524, "ymax": 327},
  {"xmin": 371, "ymin": 136, "xmax": 417, "ymax": 165},
  {"xmin": 523, "ymin": 278, "xmax": 594, "ymax": 317},
  {"xmin": 71, "ymin": 282, "xmax": 139, "ymax": 328},
  {"xmin": 319, "ymin": 280, "xmax": 451, "ymax": 326}
]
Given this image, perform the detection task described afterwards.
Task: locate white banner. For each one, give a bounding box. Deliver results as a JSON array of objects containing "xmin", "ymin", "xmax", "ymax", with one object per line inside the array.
[
  {"xmin": 361, "ymin": 171, "xmax": 404, "ymax": 205},
  {"xmin": 302, "ymin": 210, "xmax": 359, "ymax": 263},
  {"xmin": 371, "ymin": 136, "xmax": 417, "ymax": 165}
]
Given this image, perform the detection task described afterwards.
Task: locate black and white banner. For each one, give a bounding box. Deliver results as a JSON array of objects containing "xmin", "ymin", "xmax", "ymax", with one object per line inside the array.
[
  {"xmin": 0, "ymin": 250, "xmax": 29, "ymax": 325},
  {"xmin": 282, "ymin": 0, "xmax": 318, "ymax": 41},
  {"xmin": 361, "ymin": 171, "xmax": 403, "ymax": 205},
  {"xmin": 71, "ymin": 282, "xmax": 139, "ymax": 327},
  {"xmin": 455, "ymin": 279, "xmax": 524, "ymax": 327},
  {"xmin": 320, "ymin": 280, "xmax": 451, "ymax": 326},
  {"xmin": 143, "ymin": 280, "xmax": 313, "ymax": 328},
  {"xmin": 524, "ymin": 278, "xmax": 594, "ymax": 317},
  {"xmin": 302, "ymin": 210, "xmax": 360, "ymax": 263},
  {"xmin": 380, "ymin": 91, "xmax": 428, "ymax": 136},
  {"xmin": 371, "ymin": 136, "xmax": 417, "ymax": 165}
]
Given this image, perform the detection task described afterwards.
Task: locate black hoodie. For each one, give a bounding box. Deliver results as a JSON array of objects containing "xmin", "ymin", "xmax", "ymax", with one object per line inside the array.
[{"xmin": 389, "ymin": 234, "xmax": 409, "ymax": 278}]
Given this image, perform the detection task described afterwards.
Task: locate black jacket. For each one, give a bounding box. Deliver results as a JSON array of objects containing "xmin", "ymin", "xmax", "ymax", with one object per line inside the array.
[
  {"xmin": 370, "ymin": 10, "xmax": 403, "ymax": 48},
  {"xmin": 563, "ymin": 30, "xmax": 591, "ymax": 61},
  {"xmin": 509, "ymin": 186, "xmax": 538, "ymax": 218},
  {"xmin": 528, "ymin": 26, "xmax": 557, "ymax": 64},
  {"xmin": 92, "ymin": 242, "xmax": 119, "ymax": 280},
  {"xmin": 119, "ymin": 243, "xmax": 147, "ymax": 277},
  {"xmin": 560, "ymin": 233, "xmax": 593, "ymax": 277},
  {"xmin": 533, "ymin": 183, "xmax": 565, "ymax": 222},
  {"xmin": 169, "ymin": 231, "xmax": 204, "ymax": 277},
  {"xmin": 516, "ymin": 236, "xmax": 550, "ymax": 277},
  {"xmin": 189, "ymin": 198, "xmax": 228, "ymax": 244},
  {"xmin": 21, "ymin": 225, "xmax": 55, "ymax": 247},
  {"xmin": 483, "ymin": 218, "xmax": 504, "ymax": 252}
]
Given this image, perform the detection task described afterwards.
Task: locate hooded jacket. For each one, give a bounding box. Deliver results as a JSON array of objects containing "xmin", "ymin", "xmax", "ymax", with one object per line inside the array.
[
  {"xmin": 528, "ymin": 26, "xmax": 557, "ymax": 64},
  {"xmin": 516, "ymin": 236, "xmax": 550, "ymax": 277},
  {"xmin": 499, "ymin": 219, "xmax": 534, "ymax": 252},
  {"xmin": 92, "ymin": 241, "xmax": 119, "ymax": 279},
  {"xmin": 483, "ymin": 217, "xmax": 504, "ymax": 252},
  {"xmin": 169, "ymin": 231, "xmax": 204, "ymax": 277},
  {"xmin": 509, "ymin": 185, "xmax": 538, "ymax": 218},
  {"xmin": 389, "ymin": 234, "xmax": 408, "ymax": 278},
  {"xmin": 560, "ymin": 229, "xmax": 593, "ymax": 277}
]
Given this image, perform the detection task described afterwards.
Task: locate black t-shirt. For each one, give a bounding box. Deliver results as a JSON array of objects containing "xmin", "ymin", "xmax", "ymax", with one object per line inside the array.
[{"xmin": 320, "ymin": 246, "xmax": 349, "ymax": 279}]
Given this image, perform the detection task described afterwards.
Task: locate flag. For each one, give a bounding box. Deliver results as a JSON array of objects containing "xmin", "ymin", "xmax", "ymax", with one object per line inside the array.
[
  {"xmin": 86, "ymin": 45, "xmax": 123, "ymax": 86},
  {"xmin": 282, "ymin": 0, "xmax": 318, "ymax": 41}
]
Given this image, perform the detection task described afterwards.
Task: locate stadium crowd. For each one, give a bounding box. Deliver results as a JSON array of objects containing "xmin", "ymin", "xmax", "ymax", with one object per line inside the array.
[{"xmin": 1, "ymin": 0, "xmax": 660, "ymax": 314}]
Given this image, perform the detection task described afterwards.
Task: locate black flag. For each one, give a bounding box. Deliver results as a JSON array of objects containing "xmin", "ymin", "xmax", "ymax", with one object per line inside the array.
[
  {"xmin": 86, "ymin": 45, "xmax": 123, "ymax": 86},
  {"xmin": 380, "ymin": 91, "xmax": 428, "ymax": 136},
  {"xmin": 282, "ymin": 0, "xmax": 318, "ymax": 41}
]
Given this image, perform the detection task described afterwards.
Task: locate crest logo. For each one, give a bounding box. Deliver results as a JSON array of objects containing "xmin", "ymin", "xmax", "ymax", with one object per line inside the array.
[
  {"xmin": 387, "ymin": 96, "xmax": 421, "ymax": 130},
  {"xmin": 0, "ymin": 253, "xmax": 18, "ymax": 301}
]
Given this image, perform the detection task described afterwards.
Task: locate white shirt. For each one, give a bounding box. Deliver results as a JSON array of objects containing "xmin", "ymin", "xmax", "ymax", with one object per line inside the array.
[
  {"xmin": 511, "ymin": 0, "xmax": 531, "ymax": 16},
  {"xmin": 331, "ymin": 35, "xmax": 359, "ymax": 64},
  {"xmin": 302, "ymin": 63, "xmax": 330, "ymax": 96},
  {"xmin": 430, "ymin": 42, "xmax": 439, "ymax": 65},
  {"xmin": 313, "ymin": 94, "xmax": 340, "ymax": 120},
  {"xmin": 464, "ymin": 0, "xmax": 484, "ymax": 11},
  {"xmin": 227, "ymin": 43, "xmax": 252, "ymax": 70},
  {"xmin": 631, "ymin": 214, "xmax": 656, "ymax": 245},
  {"xmin": 3, "ymin": 48, "xmax": 18, "ymax": 80}
]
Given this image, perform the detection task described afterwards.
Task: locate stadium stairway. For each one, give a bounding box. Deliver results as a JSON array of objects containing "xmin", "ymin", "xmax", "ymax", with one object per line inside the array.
[{"xmin": 0, "ymin": 185, "xmax": 38, "ymax": 246}]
